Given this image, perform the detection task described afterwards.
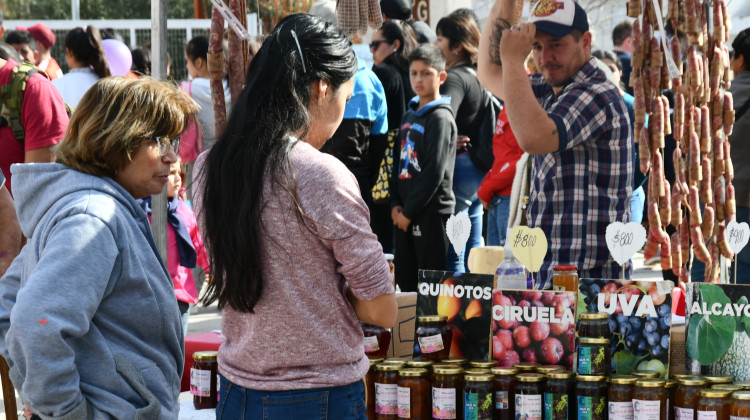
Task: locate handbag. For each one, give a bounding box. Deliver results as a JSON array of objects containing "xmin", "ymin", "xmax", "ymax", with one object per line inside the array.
[{"xmin": 371, "ymin": 129, "xmax": 397, "ymax": 204}]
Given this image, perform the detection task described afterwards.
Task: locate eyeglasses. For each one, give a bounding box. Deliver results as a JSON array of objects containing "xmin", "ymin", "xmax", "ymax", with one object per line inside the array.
[
  {"xmin": 369, "ymin": 40, "xmax": 389, "ymax": 51},
  {"xmin": 145, "ymin": 136, "xmax": 180, "ymax": 156}
]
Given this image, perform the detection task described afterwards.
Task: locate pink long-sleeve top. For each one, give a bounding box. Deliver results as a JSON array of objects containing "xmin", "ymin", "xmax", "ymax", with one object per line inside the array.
[{"xmin": 167, "ymin": 200, "xmax": 209, "ymax": 304}]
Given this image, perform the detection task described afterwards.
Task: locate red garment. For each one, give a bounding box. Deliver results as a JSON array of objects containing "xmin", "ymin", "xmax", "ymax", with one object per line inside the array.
[
  {"xmin": 37, "ymin": 57, "xmax": 63, "ymax": 80},
  {"xmin": 476, "ymin": 108, "xmax": 524, "ymax": 203},
  {"xmin": 166, "ymin": 200, "xmax": 209, "ymax": 304},
  {"xmin": 0, "ymin": 59, "xmax": 69, "ymax": 194}
]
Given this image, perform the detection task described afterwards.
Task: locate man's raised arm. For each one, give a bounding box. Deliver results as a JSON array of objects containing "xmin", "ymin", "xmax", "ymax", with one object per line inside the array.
[{"xmin": 477, "ymin": 0, "xmax": 520, "ymax": 99}]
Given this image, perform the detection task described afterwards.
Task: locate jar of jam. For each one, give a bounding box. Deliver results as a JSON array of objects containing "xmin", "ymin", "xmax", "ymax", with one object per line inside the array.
[
  {"xmin": 576, "ymin": 375, "xmax": 607, "ymax": 420},
  {"xmin": 515, "ymin": 373, "xmax": 544, "ymax": 420},
  {"xmin": 697, "ymin": 389, "xmax": 731, "ymax": 420},
  {"xmin": 535, "ymin": 365, "xmax": 565, "ymax": 375},
  {"xmin": 608, "ymin": 375, "xmax": 636, "ymax": 420},
  {"xmin": 665, "ymin": 379, "xmax": 676, "ymax": 420},
  {"xmin": 705, "ymin": 376, "xmax": 733, "ymax": 385},
  {"xmin": 469, "ymin": 361, "xmax": 498, "ymax": 370},
  {"xmin": 416, "ymin": 316, "xmax": 452, "ymax": 360},
  {"xmin": 552, "ymin": 264, "xmax": 578, "ymax": 292},
  {"xmin": 397, "ymin": 368, "xmax": 430, "ymax": 420},
  {"xmin": 406, "ymin": 360, "xmax": 434, "ymax": 372},
  {"xmin": 513, "ymin": 362, "xmax": 541, "ymax": 373},
  {"xmin": 366, "ymin": 358, "xmax": 386, "ymax": 419},
  {"xmin": 576, "ymin": 312, "xmax": 611, "ymax": 339},
  {"xmin": 674, "ymin": 376, "xmax": 708, "ymax": 420},
  {"xmin": 432, "ymin": 367, "xmax": 464, "ymax": 420},
  {"xmin": 375, "ymin": 364, "xmax": 402, "ymax": 419},
  {"xmin": 491, "ymin": 367, "xmax": 517, "ymax": 420},
  {"xmin": 362, "ymin": 322, "xmax": 392, "ymax": 358},
  {"xmin": 633, "ymin": 378, "xmax": 667, "ymax": 420},
  {"xmin": 544, "ymin": 371, "xmax": 574, "ymax": 419},
  {"xmin": 191, "ymin": 351, "xmax": 218, "ymax": 410},
  {"xmin": 577, "ymin": 337, "xmax": 610, "ymax": 375},
  {"xmin": 464, "ymin": 373, "xmax": 494, "ymax": 420},
  {"xmin": 731, "ymin": 391, "xmax": 750, "ymax": 418},
  {"xmin": 631, "ymin": 370, "xmax": 660, "ymax": 379}
]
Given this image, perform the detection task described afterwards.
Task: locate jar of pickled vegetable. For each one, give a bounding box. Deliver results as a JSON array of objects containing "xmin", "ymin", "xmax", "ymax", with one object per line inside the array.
[
  {"xmin": 375, "ymin": 364, "xmax": 402, "ymax": 419},
  {"xmin": 543, "ymin": 371, "xmax": 574, "ymax": 419},
  {"xmin": 464, "ymin": 374, "xmax": 494, "ymax": 420},
  {"xmin": 362, "ymin": 322, "xmax": 392, "ymax": 358},
  {"xmin": 577, "ymin": 337, "xmax": 610, "ymax": 376},
  {"xmin": 491, "ymin": 367, "xmax": 517, "ymax": 420},
  {"xmin": 432, "ymin": 367, "xmax": 463, "ymax": 420},
  {"xmin": 552, "ymin": 264, "xmax": 578, "ymax": 292},
  {"xmin": 576, "ymin": 312, "xmax": 610, "ymax": 339},
  {"xmin": 397, "ymin": 368, "xmax": 430, "ymax": 420},
  {"xmin": 731, "ymin": 391, "xmax": 750, "ymax": 419},
  {"xmin": 608, "ymin": 375, "xmax": 636, "ymax": 420},
  {"xmin": 697, "ymin": 389, "xmax": 730, "ymax": 420},
  {"xmin": 633, "ymin": 379, "xmax": 667, "ymax": 420},
  {"xmin": 576, "ymin": 375, "xmax": 607, "ymax": 420},
  {"xmin": 674, "ymin": 376, "xmax": 708, "ymax": 420},
  {"xmin": 191, "ymin": 351, "xmax": 218, "ymax": 410},
  {"xmin": 416, "ymin": 316, "xmax": 452, "ymax": 360},
  {"xmin": 366, "ymin": 358, "xmax": 385, "ymax": 419},
  {"xmin": 515, "ymin": 373, "xmax": 544, "ymax": 420}
]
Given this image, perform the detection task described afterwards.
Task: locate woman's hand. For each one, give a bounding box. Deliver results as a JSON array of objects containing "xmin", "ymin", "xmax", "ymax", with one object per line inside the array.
[
  {"xmin": 481, "ymin": 199, "xmax": 492, "ymax": 210},
  {"xmin": 394, "ymin": 213, "xmax": 411, "ymax": 232}
]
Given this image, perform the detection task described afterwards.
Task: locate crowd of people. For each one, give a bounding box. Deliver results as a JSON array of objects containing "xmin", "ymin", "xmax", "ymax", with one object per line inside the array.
[{"xmin": 0, "ymin": 0, "xmax": 746, "ymax": 418}]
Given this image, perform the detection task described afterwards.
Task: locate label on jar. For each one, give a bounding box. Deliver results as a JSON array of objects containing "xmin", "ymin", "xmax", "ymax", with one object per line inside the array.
[
  {"xmin": 697, "ymin": 412, "xmax": 718, "ymax": 420},
  {"xmin": 363, "ymin": 335, "xmax": 380, "ymax": 352},
  {"xmin": 633, "ymin": 399, "xmax": 660, "ymax": 420},
  {"xmin": 397, "ymin": 386, "xmax": 410, "ymax": 418},
  {"xmin": 495, "ymin": 390, "xmax": 509, "ymax": 410},
  {"xmin": 190, "ymin": 368, "xmax": 211, "ymax": 397},
  {"xmin": 543, "ymin": 392, "xmax": 570, "ymax": 420},
  {"xmin": 577, "ymin": 396, "xmax": 606, "ymax": 420},
  {"xmin": 608, "ymin": 401, "xmax": 634, "ymax": 420},
  {"xmin": 731, "ymin": 417, "xmax": 750, "ymax": 420},
  {"xmin": 432, "ymin": 387, "xmax": 457, "ymax": 419},
  {"xmin": 418, "ymin": 334, "xmax": 444, "ymax": 353},
  {"xmin": 675, "ymin": 407, "xmax": 694, "ymax": 420},
  {"xmin": 515, "ymin": 394, "xmax": 542, "ymax": 420},
  {"xmin": 375, "ymin": 383, "xmax": 398, "ymax": 415},
  {"xmin": 465, "ymin": 391, "xmax": 492, "ymax": 420},
  {"xmin": 578, "ymin": 346, "xmax": 593, "ymax": 374}
]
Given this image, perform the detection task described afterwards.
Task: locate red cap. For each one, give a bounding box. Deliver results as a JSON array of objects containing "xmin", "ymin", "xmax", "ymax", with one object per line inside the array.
[
  {"xmin": 17, "ymin": 23, "xmax": 55, "ymax": 49},
  {"xmin": 553, "ymin": 264, "xmax": 577, "ymax": 271}
]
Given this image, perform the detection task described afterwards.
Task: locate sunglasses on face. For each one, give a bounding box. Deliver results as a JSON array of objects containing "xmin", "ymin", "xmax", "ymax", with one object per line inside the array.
[
  {"xmin": 145, "ymin": 136, "xmax": 181, "ymax": 156},
  {"xmin": 369, "ymin": 40, "xmax": 389, "ymax": 51}
]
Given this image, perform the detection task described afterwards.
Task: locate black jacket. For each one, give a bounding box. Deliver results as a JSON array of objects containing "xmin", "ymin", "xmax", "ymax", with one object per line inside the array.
[{"xmin": 373, "ymin": 56, "xmax": 415, "ymax": 131}]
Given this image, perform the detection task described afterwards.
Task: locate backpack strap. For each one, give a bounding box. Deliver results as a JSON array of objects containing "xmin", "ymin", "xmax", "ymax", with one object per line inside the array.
[{"xmin": 0, "ymin": 62, "xmax": 48, "ymax": 146}]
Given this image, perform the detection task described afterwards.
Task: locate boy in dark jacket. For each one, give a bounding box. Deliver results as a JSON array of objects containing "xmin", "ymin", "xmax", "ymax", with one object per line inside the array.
[{"xmin": 391, "ymin": 44, "xmax": 457, "ymax": 292}]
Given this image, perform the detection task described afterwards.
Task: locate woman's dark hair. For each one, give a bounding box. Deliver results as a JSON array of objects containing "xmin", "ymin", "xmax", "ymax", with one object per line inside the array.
[
  {"xmin": 592, "ymin": 49, "xmax": 622, "ymax": 71},
  {"xmin": 186, "ymin": 35, "xmax": 209, "ymax": 63},
  {"xmin": 436, "ymin": 13, "xmax": 481, "ymax": 66},
  {"xmin": 199, "ymin": 13, "xmax": 357, "ymax": 312},
  {"xmin": 65, "ymin": 26, "xmax": 111, "ymax": 78},
  {"xmin": 733, "ymin": 28, "xmax": 750, "ymax": 67},
  {"xmin": 379, "ymin": 19, "xmax": 417, "ymax": 73},
  {"xmin": 131, "ymin": 46, "xmax": 151, "ymax": 76}
]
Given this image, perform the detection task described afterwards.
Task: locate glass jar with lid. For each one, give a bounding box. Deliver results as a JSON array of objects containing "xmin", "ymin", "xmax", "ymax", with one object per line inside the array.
[
  {"xmin": 713, "ymin": 384, "xmax": 743, "ymax": 393},
  {"xmin": 577, "ymin": 337, "xmax": 610, "ymax": 375},
  {"xmin": 515, "ymin": 373, "xmax": 544, "ymax": 420},
  {"xmin": 362, "ymin": 322, "xmax": 392, "ymax": 358},
  {"xmin": 444, "ymin": 358, "xmax": 469, "ymax": 369},
  {"xmin": 491, "ymin": 367, "xmax": 517, "ymax": 420},
  {"xmin": 191, "ymin": 350, "xmax": 218, "ymax": 410},
  {"xmin": 513, "ymin": 362, "xmax": 541, "ymax": 373},
  {"xmin": 674, "ymin": 376, "xmax": 708, "ymax": 420},
  {"xmin": 374, "ymin": 363, "xmax": 402, "ymax": 419},
  {"xmin": 469, "ymin": 361, "xmax": 497, "ymax": 370},
  {"xmin": 543, "ymin": 371, "xmax": 574, "ymax": 419},
  {"xmin": 697, "ymin": 389, "xmax": 731, "ymax": 420},
  {"xmin": 366, "ymin": 358, "xmax": 385, "ymax": 418},
  {"xmin": 416, "ymin": 315, "xmax": 452, "ymax": 360},
  {"xmin": 731, "ymin": 391, "xmax": 750, "ymax": 418},
  {"xmin": 464, "ymin": 369, "xmax": 490, "ymax": 375},
  {"xmin": 705, "ymin": 375, "xmax": 733, "ymax": 385},
  {"xmin": 552, "ymin": 264, "xmax": 578, "ymax": 292},
  {"xmin": 464, "ymin": 373, "xmax": 494, "ymax": 420},
  {"xmin": 432, "ymin": 367, "xmax": 464, "ymax": 420},
  {"xmin": 576, "ymin": 312, "xmax": 611, "ymax": 339},
  {"xmin": 608, "ymin": 375, "xmax": 636, "ymax": 420},
  {"xmin": 633, "ymin": 378, "xmax": 667, "ymax": 420},
  {"xmin": 631, "ymin": 370, "xmax": 660, "ymax": 379},
  {"xmin": 535, "ymin": 365, "xmax": 565, "ymax": 375},
  {"xmin": 576, "ymin": 375, "xmax": 607, "ymax": 420},
  {"xmin": 406, "ymin": 360, "xmax": 434, "ymax": 372},
  {"xmin": 397, "ymin": 368, "xmax": 430, "ymax": 420}
]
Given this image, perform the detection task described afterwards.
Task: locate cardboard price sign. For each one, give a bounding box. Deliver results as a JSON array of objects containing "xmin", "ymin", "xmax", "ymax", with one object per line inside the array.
[
  {"xmin": 606, "ymin": 222, "xmax": 647, "ymax": 265},
  {"xmin": 508, "ymin": 226, "xmax": 547, "ymax": 272}
]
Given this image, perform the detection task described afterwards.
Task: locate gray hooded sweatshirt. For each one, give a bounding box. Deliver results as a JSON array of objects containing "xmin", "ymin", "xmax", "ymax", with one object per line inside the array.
[{"xmin": 0, "ymin": 163, "xmax": 184, "ymax": 419}]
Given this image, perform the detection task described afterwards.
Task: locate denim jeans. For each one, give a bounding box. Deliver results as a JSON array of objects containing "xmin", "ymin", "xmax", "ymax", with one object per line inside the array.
[
  {"xmin": 486, "ymin": 195, "xmax": 510, "ymax": 246},
  {"xmin": 216, "ymin": 375, "xmax": 366, "ymax": 420},
  {"xmin": 447, "ymin": 153, "xmax": 485, "ymax": 271},
  {"xmin": 630, "ymin": 186, "xmax": 644, "ymax": 224}
]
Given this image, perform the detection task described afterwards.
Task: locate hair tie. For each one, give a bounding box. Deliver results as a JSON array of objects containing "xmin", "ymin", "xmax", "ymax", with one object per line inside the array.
[{"xmin": 290, "ymin": 30, "xmax": 307, "ymax": 74}]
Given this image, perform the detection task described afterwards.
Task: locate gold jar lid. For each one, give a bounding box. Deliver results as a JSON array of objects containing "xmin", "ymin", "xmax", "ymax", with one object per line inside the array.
[
  {"xmin": 382, "ymin": 359, "xmax": 408, "ymax": 366},
  {"xmin": 444, "ymin": 358, "xmax": 468, "ymax": 365},
  {"xmin": 735, "ymin": 381, "xmax": 750, "ymax": 390},
  {"xmin": 376, "ymin": 363, "xmax": 403, "ymax": 371},
  {"xmin": 418, "ymin": 315, "xmax": 448, "ymax": 323},
  {"xmin": 546, "ymin": 371, "xmax": 575, "ymax": 380},
  {"xmin": 672, "ymin": 373, "xmax": 700, "ymax": 380},
  {"xmin": 665, "ymin": 380, "xmax": 677, "ymax": 388},
  {"xmin": 699, "ymin": 389, "xmax": 731, "ymax": 398},
  {"xmin": 579, "ymin": 312, "xmax": 610, "ymax": 320},
  {"xmin": 516, "ymin": 373, "xmax": 545, "ymax": 382},
  {"xmin": 577, "ymin": 375, "xmax": 607, "ymax": 382},
  {"xmin": 632, "ymin": 370, "xmax": 660, "ymax": 379},
  {"xmin": 464, "ymin": 369, "xmax": 490, "ymax": 375},
  {"xmin": 712, "ymin": 384, "xmax": 742, "ymax": 392},
  {"xmin": 399, "ymin": 368, "xmax": 428, "ymax": 377},
  {"xmin": 704, "ymin": 375, "xmax": 733, "ymax": 384},
  {"xmin": 514, "ymin": 362, "xmax": 541, "ymax": 372},
  {"xmin": 579, "ymin": 337, "xmax": 610, "ymax": 345},
  {"xmin": 469, "ymin": 361, "xmax": 498, "ymax": 369},
  {"xmin": 536, "ymin": 365, "xmax": 565, "ymax": 374},
  {"xmin": 491, "ymin": 367, "xmax": 519, "ymax": 376},
  {"xmin": 433, "ymin": 367, "xmax": 464, "ymax": 375},
  {"xmin": 608, "ymin": 375, "xmax": 637, "ymax": 384},
  {"xmin": 635, "ymin": 378, "xmax": 666, "ymax": 387},
  {"xmin": 676, "ymin": 377, "xmax": 708, "ymax": 386},
  {"xmin": 465, "ymin": 373, "xmax": 495, "ymax": 382},
  {"xmin": 406, "ymin": 360, "xmax": 434, "ymax": 369},
  {"xmin": 733, "ymin": 391, "xmax": 750, "ymax": 400},
  {"xmin": 193, "ymin": 351, "xmax": 218, "ymax": 361},
  {"xmin": 433, "ymin": 363, "xmax": 461, "ymax": 370},
  {"xmin": 369, "ymin": 357, "xmax": 385, "ymax": 367}
]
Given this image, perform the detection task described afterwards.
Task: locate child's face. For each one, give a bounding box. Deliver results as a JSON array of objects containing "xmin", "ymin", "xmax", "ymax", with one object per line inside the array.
[
  {"xmin": 167, "ymin": 162, "xmax": 182, "ymax": 198},
  {"xmin": 409, "ymin": 60, "xmax": 443, "ymax": 99}
]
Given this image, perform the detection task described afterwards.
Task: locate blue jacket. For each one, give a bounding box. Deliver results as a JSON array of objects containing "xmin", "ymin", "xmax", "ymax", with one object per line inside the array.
[{"xmin": 0, "ymin": 163, "xmax": 184, "ymax": 419}]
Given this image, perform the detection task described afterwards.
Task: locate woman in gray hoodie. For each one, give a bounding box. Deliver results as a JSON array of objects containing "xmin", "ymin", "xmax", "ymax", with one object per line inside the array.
[{"xmin": 0, "ymin": 77, "xmax": 198, "ymax": 419}]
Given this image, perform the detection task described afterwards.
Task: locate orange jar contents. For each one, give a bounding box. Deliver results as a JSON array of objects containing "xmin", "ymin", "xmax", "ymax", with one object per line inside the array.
[
  {"xmin": 608, "ymin": 375, "xmax": 636, "ymax": 420},
  {"xmin": 374, "ymin": 364, "xmax": 402, "ymax": 419},
  {"xmin": 416, "ymin": 316, "xmax": 452, "ymax": 360},
  {"xmin": 731, "ymin": 391, "xmax": 750, "ymax": 419},
  {"xmin": 366, "ymin": 358, "xmax": 385, "ymax": 419},
  {"xmin": 491, "ymin": 367, "xmax": 517, "ymax": 420},
  {"xmin": 552, "ymin": 264, "xmax": 578, "ymax": 292},
  {"xmin": 464, "ymin": 373, "xmax": 494, "ymax": 420},
  {"xmin": 362, "ymin": 322, "xmax": 392, "ymax": 358},
  {"xmin": 515, "ymin": 373, "xmax": 544, "ymax": 420},
  {"xmin": 397, "ymin": 368, "xmax": 430, "ymax": 420},
  {"xmin": 191, "ymin": 351, "xmax": 218, "ymax": 410},
  {"xmin": 696, "ymin": 389, "xmax": 731, "ymax": 420},
  {"xmin": 674, "ymin": 376, "xmax": 708, "ymax": 420},
  {"xmin": 633, "ymin": 378, "xmax": 667, "ymax": 420},
  {"xmin": 432, "ymin": 367, "xmax": 464, "ymax": 420}
]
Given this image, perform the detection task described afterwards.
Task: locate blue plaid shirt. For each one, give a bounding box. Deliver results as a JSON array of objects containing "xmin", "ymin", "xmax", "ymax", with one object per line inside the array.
[{"xmin": 526, "ymin": 58, "xmax": 633, "ymax": 288}]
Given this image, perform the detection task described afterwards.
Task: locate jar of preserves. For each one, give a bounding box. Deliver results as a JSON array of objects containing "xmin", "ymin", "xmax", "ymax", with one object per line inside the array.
[
  {"xmin": 406, "ymin": 360, "xmax": 434, "ymax": 371},
  {"xmin": 674, "ymin": 376, "xmax": 708, "ymax": 420},
  {"xmin": 633, "ymin": 378, "xmax": 667, "ymax": 420},
  {"xmin": 576, "ymin": 312, "xmax": 611, "ymax": 339},
  {"xmin": 362, "ymin": 322, "xmax": 392, "ymax": 358},
  {"xmin": 731, "ymin": 391, "xmax": 750, "ymax": 418},
  {"xmin": 577, "ymin": 337, "xmax": 610, "ymax": 375},
  {"xmin": 705, "ymin": 376, "xmax": 733, "ymax": 385},
  {"xmin": 491, "ymin": 367, "xmax": 517, "ymax": 420},
  {"xmin": 608, "ymin": 375, "xmax": 636, "ymax": 420},
  {"xmin": 464, "ymin": 373, "xmax": 494, "ymax": 420},
  {"xmin": 544, "ymin": 371, "xmax": 574, "ymax": 419},
  {"xmin": 576, "ymin": 375, "xmax": 607, "ymax": 420},
  {"xmin": 513, "ymin": 362, "xmax": 541, "ymax": 373},
  {"xmin": 515, "ymin": 373, "xmax": 544, "ymax": 420},
  {"xmin": 631, "ymin": 370, "xmax": 660, "ymax": 379},
  {"xmin": 469, "ymin": 361, "xmax": 498, "ymax": 370},
  {"xmin": 375, "ymin": 363, "xmax": 402, "ymax": 419},
  {"xmin": 397, "ymin": 368, "xmax": 430, "ymax": 420},
  {"xmin": 432, "ymin": 367, "xmax": 464, "ymax": 420},
  {"xmin": 191, "ymin": 351, "xmax": 218, "ymax": 410},
  {"xmin": 535, "ymin": 365, "xmax": 565, "ymax": 375},
  {"xmin": 552, "ymin": 264, "xmax": 578, "ymax": 292},
  {"xmin": 416, "ymin": 316, "xmax": 452, "ymax": 360},
  {"xmin": 697, "ymin": 389, "xmax": 731, "ymax": 420},
  {"xmin": 366, "ymin": 358, "xmax": 386, "ymax": 419}
]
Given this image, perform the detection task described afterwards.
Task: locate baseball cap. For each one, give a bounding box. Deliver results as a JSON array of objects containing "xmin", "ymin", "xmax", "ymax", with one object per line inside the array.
[
  {"xmin": 17, "ymin": 23, "xmax": 55, "ymax": 49},
  {"xmin": 528, "ymin": 0, "xmax": 589, "ymax": 38}
]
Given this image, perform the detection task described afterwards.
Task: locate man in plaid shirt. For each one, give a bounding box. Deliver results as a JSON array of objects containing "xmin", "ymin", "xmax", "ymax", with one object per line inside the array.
[{"xmin": 478, "ymin": 0, "xmax": 633, "ymax": 288}]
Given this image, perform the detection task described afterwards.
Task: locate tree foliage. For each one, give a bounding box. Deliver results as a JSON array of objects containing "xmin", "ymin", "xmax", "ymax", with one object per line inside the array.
[{"xmin": 1, "ymin": 0, "xmax": 195, "ymax": 19}]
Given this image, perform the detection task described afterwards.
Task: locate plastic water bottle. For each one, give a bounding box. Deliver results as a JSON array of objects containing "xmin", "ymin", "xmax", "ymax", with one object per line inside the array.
[{"xmin": 495, "ymin": 229, "xmax": 528, "ymax": 290}]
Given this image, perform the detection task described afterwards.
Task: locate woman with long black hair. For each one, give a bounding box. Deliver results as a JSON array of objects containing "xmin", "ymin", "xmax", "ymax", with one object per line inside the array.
[{"xmin": 52, "ymin": 26, "xmax": 110, "ymax": 107}]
